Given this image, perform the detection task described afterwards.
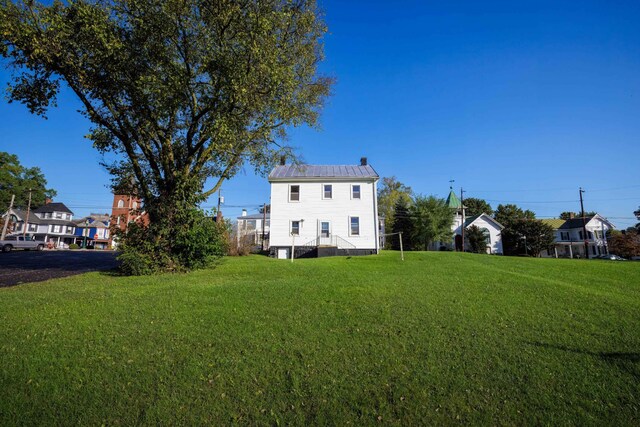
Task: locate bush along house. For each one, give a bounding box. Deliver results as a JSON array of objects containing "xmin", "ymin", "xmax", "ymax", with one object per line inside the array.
[{"xmin": 268, "ymin": 157, "xmax": 380, "ymax": 259}]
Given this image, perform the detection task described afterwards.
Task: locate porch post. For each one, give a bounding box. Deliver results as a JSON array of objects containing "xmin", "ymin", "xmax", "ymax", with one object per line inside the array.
[{"xmin": 569, "ymin": 244, "xmax": 573, "ymax": 259}]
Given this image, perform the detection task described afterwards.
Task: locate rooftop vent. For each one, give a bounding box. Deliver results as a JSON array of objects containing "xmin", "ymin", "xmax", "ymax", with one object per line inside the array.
[{"xmin": 360, "ymin": 157, "xmax": 368, "ymax": 166}]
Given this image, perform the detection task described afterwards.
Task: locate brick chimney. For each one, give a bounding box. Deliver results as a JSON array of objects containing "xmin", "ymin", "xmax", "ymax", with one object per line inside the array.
[
  {"xmin": 569, "ymin": 212, "xmax": 575, "ymax": 219},
  {"xmin": 45, "ymin": 198, "xmax": 52, "ymax": 205},
  {"xmin": 242, "ymin": 209, "xmax": 247, "ymax": 217},
  {"xmin": 280, "ymin": 156, "xmax": 286, "ymax": 166},
  {"xmin": 360, "ymin": 157, "xmax": 368, "ymax": 166}
]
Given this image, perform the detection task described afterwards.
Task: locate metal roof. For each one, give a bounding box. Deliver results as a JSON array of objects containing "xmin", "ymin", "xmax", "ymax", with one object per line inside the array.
[
  {"xmin": 446, "ymin": 189, "xmax": 462, "ymax": 209},
  {"xmin": 268, "ymin": 164, "xmax": 378, "ymax": 180},
  {"xmin": 541, "ymin": 218, "xmax": 566, "ymax": 229}
]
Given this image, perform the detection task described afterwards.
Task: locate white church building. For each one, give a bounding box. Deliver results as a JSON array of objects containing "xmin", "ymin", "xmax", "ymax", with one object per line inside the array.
[{"xmin": 444, "ymin": 188, "xmax": 504, "ymax": 254}]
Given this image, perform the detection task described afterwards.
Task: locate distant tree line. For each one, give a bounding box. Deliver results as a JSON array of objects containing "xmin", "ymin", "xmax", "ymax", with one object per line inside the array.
[{"xmin": 378, "ymin": 177, "xmax": 556, "ymax": 256}]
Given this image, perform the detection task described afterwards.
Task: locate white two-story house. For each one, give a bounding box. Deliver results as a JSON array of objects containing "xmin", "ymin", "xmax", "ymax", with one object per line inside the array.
[
  {"xmin": 268, "ymin": 158, "xmax": 380, "ymax": 259},
  {"xmin": 541, "ymin": 214, "xmax": 614, "ymax": 259}
]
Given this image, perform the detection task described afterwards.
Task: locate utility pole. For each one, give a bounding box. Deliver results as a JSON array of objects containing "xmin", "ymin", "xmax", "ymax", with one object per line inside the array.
[
  {"xmin": 216, "ymin": 188, "xmax": 223, "ymax": 222},
  {"xmin": 460, "ymin": 187, "xmax": 465, "ymax": 252},
  {"xmin": 23, "ymin": 189, "xmax": 32, "ymax": 239},
  {"xmin": 261, "ymin": 203, "xmax": 267, "ymax": 251},
  {"xmin": 1, "ymin": 194, "xmax": 15, "ymax": 240},
  {"xmin": 579, "ymin": 187, "xmax": 589, "ymax": 258}
]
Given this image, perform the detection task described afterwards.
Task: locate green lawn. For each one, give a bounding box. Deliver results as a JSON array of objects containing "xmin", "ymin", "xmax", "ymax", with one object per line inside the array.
[{"xmin": 1, "ymin": 252, "xmax": 639, "ymax": 425}]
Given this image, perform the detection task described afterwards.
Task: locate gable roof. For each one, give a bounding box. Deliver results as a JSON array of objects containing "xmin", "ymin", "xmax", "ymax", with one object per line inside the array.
[
  {"xmin": 269, "ymin": 164, "xmax": 378, "ymax": 180},
  {"xmin": 558, "ymin": 214, "xmax": 614, "ymax": 230},
  {"xmin": 558, "ymin": 217, "xmax": 594, "ymax": 230},
  {"xmin": 10, "ymin": 209, "xmax": 44, "ymax": 224},
  {"xmin": 32, "ymin": 202, "xmax": 73, "ymax": 214},
  {"xmin": 464, "ymin": 213, "xmax": 505, "ymax": 230}
]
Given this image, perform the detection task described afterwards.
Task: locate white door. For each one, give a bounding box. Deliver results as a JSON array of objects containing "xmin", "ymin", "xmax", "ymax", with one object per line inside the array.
[
  {"xmin": 277, "ymin": 248, "xmax": 289, "ymax": 259},
  {"xmin": 318, "ymin": 220, "xmax": 331, "ymax": 246}
]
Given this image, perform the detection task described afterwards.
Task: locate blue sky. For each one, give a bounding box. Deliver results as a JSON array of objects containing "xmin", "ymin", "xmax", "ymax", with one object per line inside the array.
[{"xmin": 1, "ymin": 0, "xmax": 639, "ymax": 228}]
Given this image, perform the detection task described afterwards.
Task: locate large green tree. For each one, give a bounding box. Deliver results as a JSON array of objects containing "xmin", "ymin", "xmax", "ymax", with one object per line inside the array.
[
  {"xmin": 463, "ymin": 197, "xmax": 493, "ymax": 217},
  {"xmin": 0, "ymin": 151, "xmax": 56, "ymax": 210},
  {"xmin": 391, "ymin": 197, "xmax": 413, "ymax": 251},
  {"xmin": 410, "ymin": 195, "xmax": 453, "ymax": 250},
  {"xmin": 1, "ymin": 0, "xmax": 331, "ymax": 271},
  {"xmin": 494, "ymin": 204, "xmax": 536, "ymax": 255},
  {"xmin": 513, "ymin": 219, "xmax": 556, "ymax": 257},
  {"xmin": 377, "ymin": 176, "xmax": 412, "ymax": 247}
]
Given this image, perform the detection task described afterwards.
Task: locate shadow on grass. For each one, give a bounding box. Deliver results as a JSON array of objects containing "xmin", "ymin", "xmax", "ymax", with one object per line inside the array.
[{"xmin": 525, "ymin": 341, "xmax": 640, "ymax": 378}]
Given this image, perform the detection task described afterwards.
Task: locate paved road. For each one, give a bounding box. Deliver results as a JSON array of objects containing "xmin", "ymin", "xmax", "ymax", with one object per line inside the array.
[{"xmin": 0, "ymin": 250, "xmax": 119, "ymax": 287}]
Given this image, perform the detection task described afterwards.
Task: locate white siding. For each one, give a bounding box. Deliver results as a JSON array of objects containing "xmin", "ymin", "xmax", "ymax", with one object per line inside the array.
[
  {"xmin": 467, "ymin": 216, "xmax": 503, "ymax": 254},
  {"xmin": 269, "ymin": 180, "xmax": 378, "ymax": 250}
]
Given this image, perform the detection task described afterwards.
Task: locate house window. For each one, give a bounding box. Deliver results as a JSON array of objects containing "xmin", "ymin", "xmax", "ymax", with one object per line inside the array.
[
  {"xmin": 117, "ymin": 199, "xmax": 125, "ymax": 208},
  {"xmin": 352, "ymin": 185, "xmax": 361, "ymax": 199},
  {"xmin": 16, "ymin": 223, "xmax": 23, "ymax": 231},
  {"xmin": 132, "ymin": 201, "xmax": 137, "ymax": 209},
  {"xmin": 66, "ymin": 226, "xmax": 74, "ymax": 234},
  {"xmin": 52, "ymin": 225, "xmax": 61, "ymax": 233},
  {"xmin": 323, "ymin": 184, "xmax": 332, "ymax": 199},
  {"xmin": 321, "ymin": 222, "xmax": 330, "ymax": 237},
  {"xmin": 579, "ymin": 231, "xmax": 583, "ymax": 240},
  {"xmin": 55, "ymin": 212, "xmax": 62, "ymax": 219},
  {"xmin": 28, "ymin": 224, "xmax": 37, "ymax": 232},
  {"xmin": 289, "ymin": 185, "xmax": 300, "ymax": 202},
  {"xmin": 481, "ymin": 228, "xmax": 491, "ymax": 245},
  {"xmin": 588, "ymin": 231, "xmax": 593, "ymax": 239},
  {"xmin": 45, "ymin": 212, "xmax": 52, "ymax": 219},
  {"xmin": 350, "ymin": 217, "xmax": 360, "ymax": 236},
  {"xmin": 291, "ymin": 221, "xmax": 300, "ymax": 235},
  {"xmin": 66, "ymin": 214, "xmax": 71, "ymax": 220}
]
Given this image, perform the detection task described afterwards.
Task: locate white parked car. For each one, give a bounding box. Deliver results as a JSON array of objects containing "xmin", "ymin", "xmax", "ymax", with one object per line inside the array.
[{"xmin": 1, "ymin": 235, "xmax": 45, "ymax": 252}]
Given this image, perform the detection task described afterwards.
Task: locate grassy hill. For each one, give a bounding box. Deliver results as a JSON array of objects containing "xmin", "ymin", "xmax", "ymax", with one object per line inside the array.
[{"xmin": 1, "ymin": 252, "xmax": 639, "ymax": 425}]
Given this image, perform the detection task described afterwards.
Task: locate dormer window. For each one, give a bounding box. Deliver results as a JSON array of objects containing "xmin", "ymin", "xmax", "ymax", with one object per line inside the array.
[
  {"xmin": 66, "ymin": 214, "xmax": 71, "ymax": 220},
  {"xmin": 55, "ymin": 212, "xmax": 62, "ymax": 219}
]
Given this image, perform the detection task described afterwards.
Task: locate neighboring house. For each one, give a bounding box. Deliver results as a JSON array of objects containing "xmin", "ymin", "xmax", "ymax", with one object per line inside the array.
[
  {"xmin": 236, "ymin": 210, "xmax": 270, "ymax": 248},
  {"xmin": 74, "ymin": 214, "xmax": 111, "ymax": 249},
  {"xmin": 109, "ymin": 194, "xmax": 148, "ymax": 248},
  {"xmin": 540, "ymin": 214, "xmax": 614, "ymax": 259},
  {"xmin": 8, "ymin": 202, "xmax": 77, "ymax": 248},
  {"xmin": 268, "ymin": 158, "xmax": 380, "ymax": 258},
  {"xmin": 437, "ymin": 188, "xmax": 504, "ymax": 254}
]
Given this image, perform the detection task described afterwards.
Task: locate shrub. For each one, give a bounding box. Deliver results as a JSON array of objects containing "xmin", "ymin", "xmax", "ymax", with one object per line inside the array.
[
  {"xmin": 68, "ymin": 244, "xmax": 79, "ymax": 250},
  {"xmin": 228, "ymin": 232, "xmax": 254, "ymax": 256},
  {"xmin": 115, "ymin": 209, "xmax": 229, "ymax": 275}
]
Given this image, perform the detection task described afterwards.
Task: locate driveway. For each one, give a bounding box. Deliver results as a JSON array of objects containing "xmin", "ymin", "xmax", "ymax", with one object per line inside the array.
[{"xmin": 0, "ymin": 250, "xmax": 119, "ymax": 287}]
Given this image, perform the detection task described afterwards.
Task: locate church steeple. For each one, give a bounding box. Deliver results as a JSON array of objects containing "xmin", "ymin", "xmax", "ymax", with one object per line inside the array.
[{"xmin": 446, "ymin": 187, "xmax": 462, "ymax": 209}]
